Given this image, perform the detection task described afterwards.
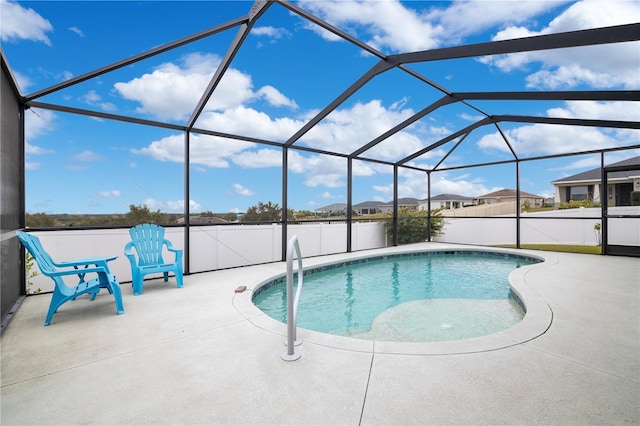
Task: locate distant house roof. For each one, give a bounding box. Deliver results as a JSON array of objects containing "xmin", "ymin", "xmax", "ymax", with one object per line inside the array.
[
  {"xmin": 380, "ymin": 197, "xmax": 420, "ymax": 206},
  {"xmin": 353, "ymin": 200, "xmax": 382, "ymax": 209},
  {"xmin": 552, "ymin": 156, "xmax": 640, "ymax": 184},
  {"xmin": 378, "ymin": 197, "xmax": 421, "ymax": 207},
  {"xmin": 430, "ymin": 193, "xmax": 475, "ymax": 202},
  {"xmin": 477, "ymin": 189, "xmax": 543, "ymax": 199},
  {"xmin": 315, "ymin": 203, "xmax": 347, "ymax": 212}
]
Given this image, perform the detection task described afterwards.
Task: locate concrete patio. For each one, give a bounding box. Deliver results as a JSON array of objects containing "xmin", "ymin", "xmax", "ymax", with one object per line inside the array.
[{"xmin": 1, "ymin": 243, "xmax": 638, "ymax": 425}]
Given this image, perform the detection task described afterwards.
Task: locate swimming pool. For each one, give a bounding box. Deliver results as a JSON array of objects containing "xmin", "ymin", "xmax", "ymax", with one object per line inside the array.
[{"xmin": 252, "ymin": 250, "xmax": 543, "ymax": 342}]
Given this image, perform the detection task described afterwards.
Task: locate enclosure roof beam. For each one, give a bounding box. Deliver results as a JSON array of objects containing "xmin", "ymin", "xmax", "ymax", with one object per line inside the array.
[
  {"xmin": 284, "ymin": 58, "xmax": 397, "ymax": 147},
  {"xmin": 24, "ymin": 16, "xmax": 248, "ymax": 102},
  {"xmin": 397, "ymin": 117, "xmax": 493, "ymax": 166},
  {"xmin": 397, "ymin": 114, "xmax": 640, "ymax": 167},
  {"xmin": 393, "ymin": 23, "xmax": 640, "ymax": 65},
  {"xmin": 493, "ymin": 115, "xmax": 640, "ymax": 129},
  {"xmin": 350, "ymin": 95, "xmax": 458, "ymax": 158},
  {"xmin": 26, "ymin": 101, "xmax": 187, "ymax": 131},
  {"xmin": 187, "ymin": 1, "xmax": 271, "ymax": 130},
  {"xmin": 453, "ymin": 90, "xmax": 640, "ymax": 102},
  {"xmin": 276, "ymin": 0, "xmax": 386, "ymax": 60}
]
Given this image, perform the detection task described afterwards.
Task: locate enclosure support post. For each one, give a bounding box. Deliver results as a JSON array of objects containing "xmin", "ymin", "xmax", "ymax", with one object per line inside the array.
[
  {"xmin": 393, "ymin": 165, "xmax": 398, "ymax": 246},
  {"xmin": 282, "ymin": 147, "xmax": 289, "ymax": 262},
  {"xmin": 516, "ymin": 161, "xmax": 521, "ymax": 249},
  {"xmin": 601, "ymin": 152, "xmax": 608, "ymax": 255},
  {"xmin": 427, "ymin": 172, "xmax": 432, "ymax": 242},
  {"xmin": 347, "ymin": 158, "xmax": 353, "ymax": 252},
  {"xmin": 184, "ymin": 131, "xmax": 190, "ymax": 274}
]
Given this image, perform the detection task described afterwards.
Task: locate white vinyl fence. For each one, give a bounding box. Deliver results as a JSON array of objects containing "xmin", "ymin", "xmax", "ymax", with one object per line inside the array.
[
  {"xmin": 22, "ymin": 208, "xmax": 638, "ymax": 293},
  {"xmin": 436, "ymin": 207, "xmax": 640, "ymax": 246},
  {"xmin": 25, "ymin": 222, "xmax": 386, "ymax": 293}
]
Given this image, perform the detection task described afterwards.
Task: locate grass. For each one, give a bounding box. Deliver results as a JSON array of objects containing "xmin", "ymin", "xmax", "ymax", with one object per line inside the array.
[{"xmin": 496, "ymin": 244, "xmax": 602, "ymax": 255}]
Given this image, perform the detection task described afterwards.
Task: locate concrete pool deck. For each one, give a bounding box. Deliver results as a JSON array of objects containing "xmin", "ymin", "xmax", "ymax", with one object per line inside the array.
[{"xmin": 1, "ymin": 243, "xmax": 639, "ymax": 425}]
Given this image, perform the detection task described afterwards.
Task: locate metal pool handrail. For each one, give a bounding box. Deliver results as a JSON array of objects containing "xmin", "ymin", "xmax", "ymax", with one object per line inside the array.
[{"xmin": 281, "ymin": 235, "xmax": 303, "ymax": 361}]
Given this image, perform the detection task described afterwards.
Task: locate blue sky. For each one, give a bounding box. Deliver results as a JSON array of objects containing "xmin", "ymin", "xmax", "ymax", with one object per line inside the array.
[{"xmin": 2, "ymin": 0, "xmax": 639, "ymax": 214}]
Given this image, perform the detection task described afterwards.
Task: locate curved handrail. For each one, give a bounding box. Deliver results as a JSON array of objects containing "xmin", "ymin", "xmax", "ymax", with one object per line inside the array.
[{"xmin": 281, "ymin": 235, "xmax": 303, "ymax": 361}]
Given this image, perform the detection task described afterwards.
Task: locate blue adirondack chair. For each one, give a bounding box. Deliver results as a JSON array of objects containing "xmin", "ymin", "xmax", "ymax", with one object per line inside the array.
[
  {"xmin": 124, "ymin": 224, "xmax": 183, "ymax": 295},
  {"xmin": 16, "ymin": 231, "xmax": 124, "ymax": 326}
]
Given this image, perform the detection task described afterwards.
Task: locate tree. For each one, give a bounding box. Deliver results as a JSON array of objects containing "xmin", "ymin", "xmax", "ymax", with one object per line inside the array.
[
  {"xmin": 240, "ymin": 201, "xmax": 282, "ymax": 222},
  {"xmin": 382, "ymin": 207, "xmax": 444, "ymax": 244},
  {"xmin": 25, "ymin": 212, "xmax": 56, "ymax": 227},
  {"xmin": 122, "ymin": 204, "xmax": 170, "ymax": 225}
]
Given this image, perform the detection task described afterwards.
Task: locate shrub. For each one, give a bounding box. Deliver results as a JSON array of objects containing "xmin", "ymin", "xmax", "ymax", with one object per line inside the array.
[
  {"xmin": 631, "ymin": 191, "xmax": 640, "ymax": 206},
  {"xmin": 558, "ymin": 199, "xmax": 599, "ymax": 209},
  {"xmin": 382, "ymin": 207, "xmax": 444, "ymax": 244}
]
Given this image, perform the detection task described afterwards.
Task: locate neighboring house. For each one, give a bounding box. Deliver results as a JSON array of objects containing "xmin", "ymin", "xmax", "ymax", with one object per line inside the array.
[
  {"xmin": 476, "ymin": 189, "xmax": 545, "ymax": 208},
  {"xmin": 377, "ymin": 197, "xmax": 421, "ymax": 213},
  {"xmin": 315, "ymin": 203, "xmax": 347, "ymax": 216},
  {"xmin": 353, "ymin": 200, "xmax": 381, "ymax": 215},
  {"xmin": 418, "ymin": 194, "xmax": 475, "ymax": 211},
  {"xmin": 551, "ymin": 156, "xmax": 640, "ymax": 206}
]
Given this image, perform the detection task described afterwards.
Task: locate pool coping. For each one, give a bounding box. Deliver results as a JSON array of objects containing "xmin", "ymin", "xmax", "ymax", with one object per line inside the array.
[{"xmin": 234, "ymin": 245, "xmax": 554, "ymax": 356}]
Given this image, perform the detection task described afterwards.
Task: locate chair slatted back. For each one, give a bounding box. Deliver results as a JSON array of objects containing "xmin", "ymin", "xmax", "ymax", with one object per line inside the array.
[
  {"xmin": 16, "ymin": 231, "xmax": 70, "ymax": 294},
  {"xmin": 16, "ymin": 231, "xmax": 59, "ymax": 277},
  {"xmin": 129, "ymin": 224, "xmax": 166, "ymax": 266}
]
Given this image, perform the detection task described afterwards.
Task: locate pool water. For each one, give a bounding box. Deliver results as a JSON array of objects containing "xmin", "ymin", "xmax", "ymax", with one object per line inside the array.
[{"xmin": 252, "ymin": 252, "xmax": 540, "ymax": 342}]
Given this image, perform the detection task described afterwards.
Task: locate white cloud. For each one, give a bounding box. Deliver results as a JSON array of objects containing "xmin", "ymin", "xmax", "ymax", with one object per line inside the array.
[
  {"xmin": 373, "ymin": 168, "xmax": 495, "ymax": 201},
  {"xmin": 480, "ymin": 1, "xmax": 640, "ymax": 89},
  {"xmin": 298, "ymin": 0, "xmax": 444, "ymax": 51},
  {"xmin": 255, "ymin": 85, "xmax": 298, "ymax": 109},
  {"xmin": 134, "ymin": 94, "xmax": 454, "ymax": 191},
  {"xmin": 79, "ymin": 90, "xmax": 117, "ymax": 111},
  {"xmin": 114, "ymin": 53, "xmax": 223, "ymax": 121},
  {"xmin": 25, "ymin": 108, "xmax": 55, "ymax": 141},
  {"xmin": 298, "ymin": 0, "xmax": 565, "ymax": 52},
  {"xmin": 546, "ymin": 101, "xmax": 640, "ymax": 122},
  {"xmin": 0, "ymin": 0, "xmax": 53, "ymax": 45},
  {"xmin": 426, "ymin": 1, "xmax": 567, "ymax": 42},
  {"xmin": 73, "ymin": 150, "xmax": 104, "ymax": 162},
  {"xmin": 97, "ymin": 190, "xmax": 121, "ymax": 198},
  {"xmin": 25, "ymin": 142, "xmax": 52, "ymax": 156},
  {"xmin": 302, "ymin": 99, "xmax": 421, "ymax": 159},
  {"xmin": 114, "ymin": 53, "xmax": 298, "ymax": 121},
  {"xmin": 233, "ymin": 183, "xmax": 254, "ymax": 196},
  {"xmin": 143, "ymin": 198, "xmax": 201, "ymax": 212},
  {"xmin": 251, "ymin": 26, "xmax": 292, "ymax": 40},
  {"xmin": 25, "ymin": 161, "xmax": 41, "ymax": 170},
  {"xmin": 196, "ymin": 106, "xmax": 303, "ymax": 141},
  {"xmin": 477, "ymin": 101, "xmax": 640, "ymax": 156},
  {"xmin": 24, "ymin": 108, "xmax": 55, "ymax": 170},
  {"xmin": 133, "ymin": 133, "xmax": 256, "ymax": 168},
  {"xmin": 232, "ymin": 148, "xmax": 281, "ymax": 168},
  {"xmin": 68, "ymin": 26, "xmax": 84, "ymax": 37},
  {"xmin": 12, "ymin": 70, "xmax": 32, "ymax": 93}
]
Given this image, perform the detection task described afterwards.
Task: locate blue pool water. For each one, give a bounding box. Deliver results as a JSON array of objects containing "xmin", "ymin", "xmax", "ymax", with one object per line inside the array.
[{"xmin": 253, "ymin": 251, "xmax": 541, "ymax": 342}]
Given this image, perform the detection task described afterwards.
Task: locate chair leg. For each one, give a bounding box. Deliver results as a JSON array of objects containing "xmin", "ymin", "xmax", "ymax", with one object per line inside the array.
[
  {"xmin": 163, "ymin": 272, "xmax": 169, "ymax": 282},
  {"xmin": 108, "ymin": 275, "xmax": 125, "ymax": 315},
  {"xmin": 44, "ymin": 303, "xmax": 58, "ymax": 326},
  {"xmin": 132, "ymin": 276, "xmax": 143, "ymax": 295},
  {"xmin": 175, "ymin": 268, "xmax": 184, "ymax": 288},
  {"xmin": 89, "ymin": 286, "xmax": 102, "ymax": 301},
  {"xmin": 45, "ymin": 293, "xmax": 64, "ymax": 326}
]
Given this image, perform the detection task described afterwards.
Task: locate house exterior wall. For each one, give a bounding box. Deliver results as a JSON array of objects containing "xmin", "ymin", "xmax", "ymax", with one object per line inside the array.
[
  {"xmin": 418, "ymin": 200, "xmax": 471, "ymax": 211},
  {"xmin": 478, "ymin": 196, "xmax": 543, "ymax": 208}
]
